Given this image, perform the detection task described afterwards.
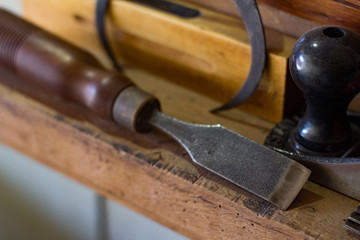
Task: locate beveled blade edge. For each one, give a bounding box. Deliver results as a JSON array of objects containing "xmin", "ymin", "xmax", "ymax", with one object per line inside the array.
[
  {"xmin": 150, "ymin": 110, "xmax": 311, "ymax": 209},
  {"xmin": 268, "ymin": 161, "xmax": 311, "ymax": 210}
]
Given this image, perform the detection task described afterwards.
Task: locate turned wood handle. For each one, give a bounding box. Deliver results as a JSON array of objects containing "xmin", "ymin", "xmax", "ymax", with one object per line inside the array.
[{"xmin": 0, "ymin": 9, "xmax": 133, "ymax": 119}]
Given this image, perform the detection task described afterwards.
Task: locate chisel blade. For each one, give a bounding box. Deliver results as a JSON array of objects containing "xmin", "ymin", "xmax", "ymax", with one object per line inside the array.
[{"xmin": 150, "ymin": 110, "xmax": 311, "ymax": 210}]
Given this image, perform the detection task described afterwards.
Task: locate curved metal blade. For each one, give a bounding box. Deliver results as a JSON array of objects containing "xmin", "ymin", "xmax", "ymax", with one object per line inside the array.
[
  {"xmin": 212, "ymin": 0, "xmax": 266, "ymax": 113},
  {"xmin": 150, "ymin": 110, "xmax": 310, "ymax": 210}
]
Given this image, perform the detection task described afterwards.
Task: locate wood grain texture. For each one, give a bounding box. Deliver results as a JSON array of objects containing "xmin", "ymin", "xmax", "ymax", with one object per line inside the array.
[
  {"xmin": 22, "ymin": 0, "xmax": 303, "ymax": 123},
  {"xmin": 184, "ymin": 0, "xmax": 360, "ymax": 37},
  {"xmin": 0, "ymin": 67, "xmax": 359, "ymax": 239},
  {"xmin": 183, "ymin": 0, "xmax": 320, "ymax": 37},
  {"xmin": 259, "ymin": 0, "xmax": 360, "ymax": 33}
]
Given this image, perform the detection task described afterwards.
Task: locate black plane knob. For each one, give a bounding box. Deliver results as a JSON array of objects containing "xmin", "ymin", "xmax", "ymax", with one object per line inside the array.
[{"xmin": 289, "ymin": 26, "xmax": 360, "ymax": 156}]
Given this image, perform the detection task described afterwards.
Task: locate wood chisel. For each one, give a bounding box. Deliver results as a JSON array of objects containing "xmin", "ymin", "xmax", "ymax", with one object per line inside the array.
[{"xmin": 0, "ymin": 9, "xmax": 310, "ymax": 210}]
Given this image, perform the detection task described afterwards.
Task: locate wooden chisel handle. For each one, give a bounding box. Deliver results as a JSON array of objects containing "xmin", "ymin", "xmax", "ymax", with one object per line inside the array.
[{"xmin": 0, "ymin": 9, "xmax": 159, "ymax": 131}]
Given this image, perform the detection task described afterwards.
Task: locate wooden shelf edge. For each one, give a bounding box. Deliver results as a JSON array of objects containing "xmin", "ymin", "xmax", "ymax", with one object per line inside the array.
[
  {"xmin": 0, "ymin": 84, "xmax": 309, "ymax": 239},
  {"xmin": 0, "ymin": 67, "xmax": 358, "ymax": 239}
]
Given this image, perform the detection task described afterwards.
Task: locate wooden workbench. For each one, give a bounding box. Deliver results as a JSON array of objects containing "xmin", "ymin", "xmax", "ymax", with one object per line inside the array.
[{"xmin": 0, "ymin": 66, "xmax": 359, "ymax": 240}]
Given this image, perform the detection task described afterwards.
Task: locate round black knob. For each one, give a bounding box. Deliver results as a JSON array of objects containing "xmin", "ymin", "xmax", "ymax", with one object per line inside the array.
[{"xmin": 289, "ymin": 26, "xmax": 360, "ymax": 156}]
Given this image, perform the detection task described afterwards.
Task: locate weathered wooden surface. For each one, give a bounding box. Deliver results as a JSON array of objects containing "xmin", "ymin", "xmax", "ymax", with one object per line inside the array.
[
  {"xmin": 260, "ymin": 0, "xmax": 360, "ymax": 34},
  {"xmin": 22, "ymin": 0, "xmax": 303, "ymax": 123},
  {"xmin": 183, "ymin": 0, "xmax": 320, "ymax": 38},
  {"xmin": 184, "ymin": 0, "xmax": 360, "ymax": 37},
  {"xmin": 0, "ymin": 67, "xmax": 359, "ymax": 239}
]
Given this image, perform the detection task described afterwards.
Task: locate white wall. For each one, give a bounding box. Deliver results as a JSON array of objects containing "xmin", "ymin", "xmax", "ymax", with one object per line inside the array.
[{"xmin": 0, "ymin": 1, "xmax": 188, "ymax": 240}]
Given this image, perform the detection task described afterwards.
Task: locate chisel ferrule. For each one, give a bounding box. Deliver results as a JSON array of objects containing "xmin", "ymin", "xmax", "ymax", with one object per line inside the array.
[{"xmin": 112, "ymin": 86, "xmax": 160, "ymax": 132}]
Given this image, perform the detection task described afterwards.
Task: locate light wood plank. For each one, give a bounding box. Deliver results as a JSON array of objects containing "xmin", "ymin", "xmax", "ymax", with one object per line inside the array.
[{"xmin": 23, "ymin": 0, "xmax": 302, "ymax": 123}]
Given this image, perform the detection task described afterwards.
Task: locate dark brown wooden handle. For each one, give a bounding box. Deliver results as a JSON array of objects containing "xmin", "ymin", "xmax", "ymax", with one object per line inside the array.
[{"xmin": 0, "ymin": 9, "xmax": 133, "ymax": 119}]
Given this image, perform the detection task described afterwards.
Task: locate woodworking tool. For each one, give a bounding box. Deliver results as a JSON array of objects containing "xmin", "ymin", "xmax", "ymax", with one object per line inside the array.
[
  {"xmin": 0, "ymin": 9, "xmax": 310, "ymax": 210},
  {"xmin": 95, "ymin": 0, "xmax": 266, "ymax": 112},
  {"xmin": 265, "ymin": 26, "xmax": 360, "ymax": 200}
]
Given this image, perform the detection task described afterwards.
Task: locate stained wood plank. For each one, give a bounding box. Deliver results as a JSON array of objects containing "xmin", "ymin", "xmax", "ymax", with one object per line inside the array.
[
  {"xmin": 0, "ymin": 67, "xmax": 359, "ymax": 239},
  {"xmin": 259, "ymin": 0, "xmax": 360, "ymax": 33},
  {"xmin": 183, "ymin": 0, "xmax": 360, "ymax": 37},
  {"xmin": 183, "ymin": 0, "xmax": 320, "ymax": 37}
]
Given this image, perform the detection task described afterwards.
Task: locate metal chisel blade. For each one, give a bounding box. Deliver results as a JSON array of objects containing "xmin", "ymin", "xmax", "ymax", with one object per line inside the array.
[{"xmin": 150, "ymin": 110, "xmax": 311, "ymax": 210}]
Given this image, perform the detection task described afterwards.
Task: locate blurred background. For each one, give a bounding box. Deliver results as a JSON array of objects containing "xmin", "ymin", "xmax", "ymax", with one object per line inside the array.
[{"xmin": 0, "ymin": 1, "xmax": 187, "ymax": 239}]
